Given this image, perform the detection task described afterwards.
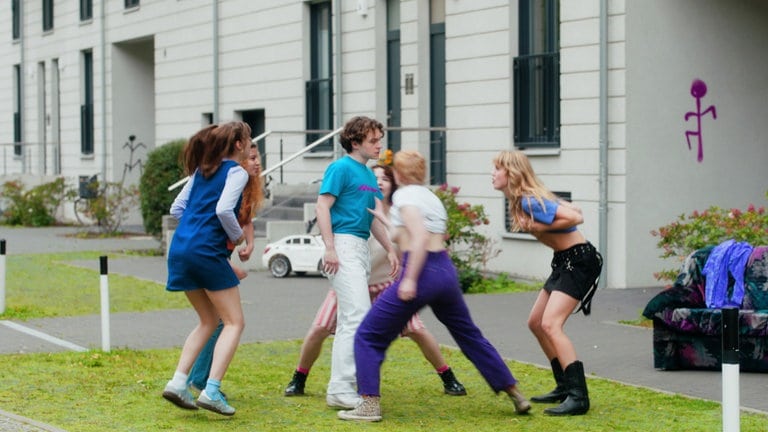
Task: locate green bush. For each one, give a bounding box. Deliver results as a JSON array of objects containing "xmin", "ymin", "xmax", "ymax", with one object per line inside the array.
[
  {"xmin": 434, "ymin": 184, "xmax": 499, "ymax": 292},
  {"xmin": 139, "ymin": 139, "xmax": 185, "ymax": 238},
  {"xmin": 651, "ymin": 191, "xmax": 768, "ymax": 281},
  {"xmin": 0, "ymin": 178, "xmax": 68, "ymax": 226}
]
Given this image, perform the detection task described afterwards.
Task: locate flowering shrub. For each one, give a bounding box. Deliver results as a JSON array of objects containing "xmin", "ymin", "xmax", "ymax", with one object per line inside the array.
[
  {"xmin": 434, "ymin": 183, "xmax": 499, "ymax": 291},
  {"xmin": 1, "ymin": 178, "xmax": 68, "ymax": 226},
  {"xmin": 650, "ymin": 192, "xmax": 768, "ymax": 281}
]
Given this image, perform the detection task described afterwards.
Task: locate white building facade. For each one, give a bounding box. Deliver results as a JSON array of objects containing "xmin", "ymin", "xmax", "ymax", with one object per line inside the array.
[{"xmin": 1, "ymin": 0, "xmax": 766, "ymax": 288}]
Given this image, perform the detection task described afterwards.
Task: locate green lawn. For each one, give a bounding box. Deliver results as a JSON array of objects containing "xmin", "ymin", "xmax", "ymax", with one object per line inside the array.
[
  {"xmin": 1, "ymin": 252, "xmax": 766, "ymax": 431},
  {"xmin": 0, "ymin": 252, "xmax": 187, "ymax": 320},
  {"xmin": 2, "ymin": 341, "xmax": 766, "ymax": 432}
]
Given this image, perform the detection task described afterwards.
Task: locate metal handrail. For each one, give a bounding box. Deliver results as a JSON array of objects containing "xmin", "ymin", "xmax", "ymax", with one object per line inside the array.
[
  {"xmin": 261, "ymin": 127, "xmax": 342, "ymax": 178},
  {"xmin": 167, "ymin": 129, "xmax": 273, "ymax": 191}
]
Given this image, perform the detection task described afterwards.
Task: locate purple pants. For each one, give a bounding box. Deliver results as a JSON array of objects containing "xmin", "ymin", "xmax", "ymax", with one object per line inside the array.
[{"xmin": 354, "ymin": 250, "xmax": 517, "ymax": 396}]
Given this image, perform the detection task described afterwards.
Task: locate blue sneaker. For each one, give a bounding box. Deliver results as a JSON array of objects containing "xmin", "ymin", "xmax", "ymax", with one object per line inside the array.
[
  {"xmin": 196, "ymin": 390, "xmax": 235, "ymax": 416},
  {"xmin": 162, "ymin": 384, "xmax": 198, "ymax": 410}
]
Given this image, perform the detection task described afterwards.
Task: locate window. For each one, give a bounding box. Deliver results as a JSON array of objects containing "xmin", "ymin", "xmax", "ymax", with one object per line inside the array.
[
  {"xmin": 43, "ymin": 0, "xmax": 54, "ymax": 32},
  {"xmin": 305, "ymin": 1, "xmax": 333, "ymax": 151},
  {"xmin": 125, "ymin": 0, "xmax": 140, "ymax": 9},
  {"xmin": 13, "ymin": 64, "xmax": 22, "ymax": 156},
  {"xmin": 386, "ymin": 0, "xmax": 401, "ymax": 153},
  {"xmin": 80, "ymin": 0, "xmax": 93, "ymax": 21},
  {"xmin": 505, "ymin": 191, "xmax": 571, "ymax": 233},
  {"xmin": 12, "ymin": 0, "xmax": 21, "ymax": 40},
  {"xmin": 429, "ymin": 0, "xmax": 446, "ymax": 185},
  {"xmin": 514, "ymin": 0, "xmax": 560, "ymax": 148},
  {"xmin": 81, "ymin": 51, "xmax": 94, "ymax": 155}
]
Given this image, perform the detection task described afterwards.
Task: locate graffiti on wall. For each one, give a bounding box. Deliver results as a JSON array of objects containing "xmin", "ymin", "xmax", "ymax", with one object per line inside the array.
[
  {"xmin": 684, "ymin": 79, "xmax": 717, "ymax": 162},
  {"xmin": 121, "ymin": 134, "xmax": 146, "ymax": 186}
]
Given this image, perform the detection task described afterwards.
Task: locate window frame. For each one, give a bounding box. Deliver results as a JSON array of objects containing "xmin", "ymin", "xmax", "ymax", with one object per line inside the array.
[
  {"xmin": 81, "ymin": 50, "xmax": 94, "ymax": 155},
  {"xmin": 80, "ymin": 0, "xmax": 93, "ymax": 21},
  {"xmin": 12, "ymin": 0, "xmax": 21, "ymax": 40},
  {"xmin": 13, "ymin": 64, "xmax": 22, "ymax": 156},
  {"xmin": 305, "ymin": 1, "xmax": 333, "ymax": 152},
  {"xmin": 42, "ymin": 0, "xmax": 54, "ymax": 32},
  {"xmin": 513, "ymin": 0, "xmax": 560, "ymax": 149}
]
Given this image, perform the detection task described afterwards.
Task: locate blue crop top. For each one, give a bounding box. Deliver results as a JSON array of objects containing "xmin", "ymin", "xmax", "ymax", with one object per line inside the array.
[{"xmin": 521, "ymin": 196, "xmax": 577, "ymax": 233}]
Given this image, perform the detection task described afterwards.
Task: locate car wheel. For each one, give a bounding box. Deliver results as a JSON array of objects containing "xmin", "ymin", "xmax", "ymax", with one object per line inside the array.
[{"xmin": 269, "ymin": 255, "xmax": 292, "ymax": 278}]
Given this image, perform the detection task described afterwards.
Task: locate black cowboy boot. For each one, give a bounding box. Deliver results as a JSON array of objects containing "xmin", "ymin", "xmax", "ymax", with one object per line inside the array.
[
  {"xmin": 531, "ymin": 357, "xmax": 568, "ymax": 403},
  {"xmin": 439, "ymin": 368, "xmax": 467, "ymax": 396},
  {"xmin": 284, "ymin": 371, "xmax": 308, "ymax": 396},
  {"xmin": 544, "ymin": 360, "xmax": 589, "ymax": 416}
]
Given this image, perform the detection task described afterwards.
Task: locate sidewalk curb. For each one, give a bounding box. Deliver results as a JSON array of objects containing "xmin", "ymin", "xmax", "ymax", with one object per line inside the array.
[{"xmin": 0, "ymin": 409, "xmax": 67, "ymax": 432}]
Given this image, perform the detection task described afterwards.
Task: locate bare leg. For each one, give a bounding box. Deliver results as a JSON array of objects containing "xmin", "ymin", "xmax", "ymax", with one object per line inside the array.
[
  {"xmin": 527, "ymin": 289, "xmax": 558, "ymax": 361},
  {"xmin": 540, "ymin": 291, "xmax": 579, "ymax": 366},
  {"xmin": 407, "ymin": 328, "xmax": 447, "ymax": 370},
  {"xmin": 205, "ymin": 286, "xmax": 245, "ymax": 382},
  {"xmin": 177, "ymin": 290, "xmax": 221, "ymax": 375},
  {"xmin": 297, "ymin": 324, "xmax": 333, "ymax": 370}
]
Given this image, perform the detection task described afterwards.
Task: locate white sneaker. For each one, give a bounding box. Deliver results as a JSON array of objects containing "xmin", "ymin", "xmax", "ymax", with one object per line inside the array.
[
  {"xmin": 326, "ymin": 393, "xmax": 362, "ymax": 409},
  {"xmin": 338, "ymin": 396, "xmax": 382, "ymax": 422}
]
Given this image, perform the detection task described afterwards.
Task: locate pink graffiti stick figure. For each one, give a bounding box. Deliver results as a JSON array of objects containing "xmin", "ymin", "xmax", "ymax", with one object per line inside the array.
[{"xmin": 684, "ymin": 79, "xmax": 717, "ymax": 162}]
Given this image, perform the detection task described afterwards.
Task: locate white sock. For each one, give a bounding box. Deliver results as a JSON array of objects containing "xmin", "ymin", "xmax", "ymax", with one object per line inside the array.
[{"xmin": 168, "ymin": 371, "xmax": 188, "ymax": 389}]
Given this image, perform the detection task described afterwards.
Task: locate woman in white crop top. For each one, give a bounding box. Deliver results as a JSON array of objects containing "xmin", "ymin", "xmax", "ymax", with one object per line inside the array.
[
  {"xmin": 338, "ymin": 151, "xmax": 530, "ymax": 422},
  {"xmin": 283, "ymin": 163, "xmax": 467, "ymax": 399}
]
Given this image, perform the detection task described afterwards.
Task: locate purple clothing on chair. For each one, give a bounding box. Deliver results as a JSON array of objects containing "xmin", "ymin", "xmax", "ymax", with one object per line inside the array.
[{"xmin": 703, "ymin": 240, "xmax": 753, "ymax": 308}]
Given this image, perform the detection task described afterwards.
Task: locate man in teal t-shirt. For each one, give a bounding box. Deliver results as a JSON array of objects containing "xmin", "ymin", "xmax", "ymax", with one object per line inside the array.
[{"xmin": 315, "ymin": 116, "xmax": 399, "ymax": 409}]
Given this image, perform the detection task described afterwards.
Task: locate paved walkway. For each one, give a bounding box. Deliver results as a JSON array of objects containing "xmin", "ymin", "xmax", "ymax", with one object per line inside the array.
[{"xmin": 1, "ymin": 227, "xmax": 767, "ymax": 430}]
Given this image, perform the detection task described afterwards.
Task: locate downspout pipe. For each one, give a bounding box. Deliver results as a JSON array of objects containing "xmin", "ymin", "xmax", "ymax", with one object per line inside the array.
[
  {"xmin": 100, "ymin": 0, "xmax": 107, "ymax": 181},
  {"xmin": 19, "ymin": 0, "xmax": 26, "ymax": 173},
  {"xmin": 598, "ymin": 0, "xmax": 609, "ymax": 288},
  {"xmin": 334, "ymin": 0, "xmax": 343, "ymax": 159},
  {"xmin": 213, "ymin": 0, "xmax": 220, "ymax": 123}
]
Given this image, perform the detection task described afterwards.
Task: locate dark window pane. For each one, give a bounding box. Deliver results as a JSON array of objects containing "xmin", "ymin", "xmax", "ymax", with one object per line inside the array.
[
  {"xmin": 306, "ymin": 1, "xmax": 333, "ymax": 151},
  {"xmin": 80, "ymin": 0, "xmax": 93, "ymax": 21},
  {"xmin": 43, "ymin": 0, "xmax": 54, "ymax": 31},
  {"xmin": 12, "ymin": 0, "xmax": 21, "ymax": 39},
  {"xmin": 514, "ymin": 0, "xmax": 560, "ymax": 148}
]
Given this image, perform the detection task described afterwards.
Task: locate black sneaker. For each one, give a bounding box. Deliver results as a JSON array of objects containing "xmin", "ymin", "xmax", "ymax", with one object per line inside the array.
[
  {"xmin": 439, "ymin": 368, "xmax": 467, "ymax": 396},
  {"xmin": 284, "ymin": 370, "xmax": 308, "ymax": 396}
]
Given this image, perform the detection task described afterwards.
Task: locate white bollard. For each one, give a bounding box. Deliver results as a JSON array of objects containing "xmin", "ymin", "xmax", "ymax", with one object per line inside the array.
[
  {"xmin": 0, "ymin": 239, "xmax": 5, "ymax": 314},
  {"xmin": 100, "ymin": 256, "xmax": 110, "ymax": 352},
  {"xmin": 721, "ymin": 307, "xmax": 739, "ymax": 432}
]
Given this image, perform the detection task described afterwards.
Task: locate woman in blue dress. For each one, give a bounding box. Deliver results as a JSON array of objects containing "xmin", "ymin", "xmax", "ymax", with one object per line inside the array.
[{"xmin": 161, "ymin": 121, "xmax": 251, "ymax": 416}]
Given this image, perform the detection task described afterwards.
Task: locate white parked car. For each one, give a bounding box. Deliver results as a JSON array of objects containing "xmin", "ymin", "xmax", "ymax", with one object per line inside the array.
[{"xmin": 262, "ymin": 234, "xmax": 325, "ymax": 278}]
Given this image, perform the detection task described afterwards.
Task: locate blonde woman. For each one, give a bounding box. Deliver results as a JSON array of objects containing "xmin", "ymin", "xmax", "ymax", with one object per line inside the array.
[
  {"xmin": 339, "ymin": 150, "xmax": 529, "ymax": 422},
  {"xmin": 491, "ymin": 150, "xmax": 602, "ymax": 416}
]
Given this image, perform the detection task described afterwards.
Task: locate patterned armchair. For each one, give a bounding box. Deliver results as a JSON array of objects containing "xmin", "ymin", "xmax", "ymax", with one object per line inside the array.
[{"xmin": 642, "ymin": 245, "xmax": 768, "ymax": 372}]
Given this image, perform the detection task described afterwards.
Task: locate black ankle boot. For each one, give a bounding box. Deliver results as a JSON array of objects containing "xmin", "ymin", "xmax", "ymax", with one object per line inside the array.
[
  {"xmin": 544, "ymin": 361, "xmax": 589, "ymax": 416},
  {"xmin": 531, "ymin": 357, "xmax": 568, "ymax": 403},
  {"xmin": 439, "ymin": 368, "xmax": 467, "ymax": 396},
  {"xmin": 284, "ymin": 371, "xmax": 308, "ymax": 396}
]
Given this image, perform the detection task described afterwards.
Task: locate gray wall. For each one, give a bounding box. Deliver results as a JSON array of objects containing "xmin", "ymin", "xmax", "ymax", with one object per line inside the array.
[
  {"xmin": 625, "ymin": 0, "xmax": 768, "ymax": 286},
  {"xmin": 111, "ymin": 38, "xmax": 155, "ymax": 187}
]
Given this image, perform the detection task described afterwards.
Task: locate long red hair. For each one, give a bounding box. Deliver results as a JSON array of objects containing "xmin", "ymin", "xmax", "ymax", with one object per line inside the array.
[{"xmin": 237, "ymin": 143, "xmax": 264, "ymax": 225}]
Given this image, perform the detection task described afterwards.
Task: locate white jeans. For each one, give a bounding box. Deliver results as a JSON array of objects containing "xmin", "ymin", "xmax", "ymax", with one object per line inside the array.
[{"xmin": 327, "ymin": 234, "xmax": 371, "ymax": 396}]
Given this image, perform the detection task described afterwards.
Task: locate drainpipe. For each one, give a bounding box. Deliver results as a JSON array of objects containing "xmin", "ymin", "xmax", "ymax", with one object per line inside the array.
[
  {"xmin": 334, "ymin": 0, "xmax": 343, "ymax": 159},
  {"xmin": 213, "ymin": 0, "xmax": 220, "ymax": 123},
  {"xmin": 19, "ymin": 0, "xmax": 26, "ymax": 173},
  {"xmin": 598, "ymin": 0, "xmax": 608, "ymax": 288},
  {"xmin": 100, "ymin": 0, "xmax": 107, "ymax": 180}
]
